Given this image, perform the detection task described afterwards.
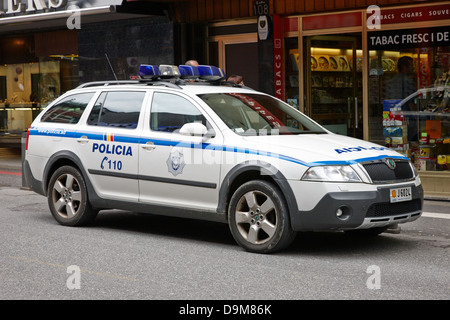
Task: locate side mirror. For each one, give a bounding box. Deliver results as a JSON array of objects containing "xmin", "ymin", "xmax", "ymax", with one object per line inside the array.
[{"xmin": 179, "ymin": 122, "xmax": 209, "ymax": 137}]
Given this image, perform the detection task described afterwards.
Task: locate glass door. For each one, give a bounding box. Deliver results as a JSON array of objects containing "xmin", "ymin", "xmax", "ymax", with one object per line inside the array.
[{"xmin": 305, "ymin": 34, "xmax": 363, "ymax": 139}]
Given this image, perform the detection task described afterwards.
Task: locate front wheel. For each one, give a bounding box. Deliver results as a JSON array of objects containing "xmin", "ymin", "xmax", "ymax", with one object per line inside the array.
[
  {"xmin": 228, "ymin": 180, "xmax": 296, "ymax": 254},
  {"xmin": 47, "ymin": 166, "xmax": 98, "ymax": 226}
]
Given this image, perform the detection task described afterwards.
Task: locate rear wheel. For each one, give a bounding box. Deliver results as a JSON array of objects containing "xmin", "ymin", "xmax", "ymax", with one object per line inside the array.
[
  {"xmin": 47, "ymin": 166, "xmax": 98, "ymax": 226},
  {"xmin": 228, "ymin": 180, "xmax": 296, "ymax": 254}
]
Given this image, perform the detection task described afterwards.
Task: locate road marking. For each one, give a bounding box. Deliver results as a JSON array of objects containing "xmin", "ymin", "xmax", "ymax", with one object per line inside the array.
[
  {"xmin": 422, "ymin": 212, "xmax": 450, "ymax": 220},
  {"xmin": 0, "ymin": 170, "xmax": 21, "ymax": 176}
]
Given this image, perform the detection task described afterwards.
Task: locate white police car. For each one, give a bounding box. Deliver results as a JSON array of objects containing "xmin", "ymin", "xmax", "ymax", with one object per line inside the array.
[{"xmin": 24, "ymin": 64, "xmax": 423, "ymax": 253}]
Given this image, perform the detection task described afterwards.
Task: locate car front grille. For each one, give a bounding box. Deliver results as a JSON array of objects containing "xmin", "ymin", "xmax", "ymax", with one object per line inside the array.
[{"xmin": 361, "ymin": 159, "xmax": 414, "ymax": 183}]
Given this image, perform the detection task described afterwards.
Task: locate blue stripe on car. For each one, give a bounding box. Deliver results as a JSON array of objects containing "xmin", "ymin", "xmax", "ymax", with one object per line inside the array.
[{"xmin": 29, "ymin": 128, "xmax": 408, "ymax": 167}]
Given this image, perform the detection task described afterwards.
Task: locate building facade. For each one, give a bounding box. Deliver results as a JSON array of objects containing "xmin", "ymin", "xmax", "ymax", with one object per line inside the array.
[
  {"xmin": 1, "ymin": 0, "xmax": 449, "ymax": 198},
  {"xmin": 177, "ymin": 0, "xmax": 450, "ymax": 199},
  {"xmin": 0, "ymin": 0, "xmax": 174, "ymax": 143}
]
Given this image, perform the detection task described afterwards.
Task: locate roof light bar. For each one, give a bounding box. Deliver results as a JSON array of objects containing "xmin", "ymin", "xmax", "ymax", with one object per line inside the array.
[
  {"xmin": 198, "ymin": 65, "xmax": 226, "ymax": 81},
  {"xmin": 138, "ymin": 64, "xmax": 226, "ymax": 81},
  {"xmin": 139, "ymin": 65, "xmax": 160, "ymax": 79},
  {"xmin": 179, "ymin": 65, "xmax": 200, "ymax": 79},
  {"xmin": 159, "ymin": 65, "xmax": 181, "ymax": 78}
]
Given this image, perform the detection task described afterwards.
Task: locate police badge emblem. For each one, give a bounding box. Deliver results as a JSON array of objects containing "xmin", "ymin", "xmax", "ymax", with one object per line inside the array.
[{"xmin": 167, "ymin": 149, "xmax": 185, "ymax": 176}]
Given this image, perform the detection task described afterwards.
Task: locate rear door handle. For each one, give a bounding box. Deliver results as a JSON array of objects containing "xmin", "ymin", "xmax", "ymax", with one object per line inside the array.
[{"xmin": 141, "ymin": 141, "xmax": 156, "ymax": 151}]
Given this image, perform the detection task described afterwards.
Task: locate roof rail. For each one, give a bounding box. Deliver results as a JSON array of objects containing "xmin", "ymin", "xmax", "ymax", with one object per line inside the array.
[
  {"xmin": 76, "ymin": 80, "xmax": 181, "ymax": 89},
  {"xmin": 77, "ymin": 80, "xmax": 139, "ymax": 88}
]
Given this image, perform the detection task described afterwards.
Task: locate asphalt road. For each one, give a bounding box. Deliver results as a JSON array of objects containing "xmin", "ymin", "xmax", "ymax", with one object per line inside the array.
[{"xmin": 0, "ymin": 170, "xmax": 449, "ymax": 302}]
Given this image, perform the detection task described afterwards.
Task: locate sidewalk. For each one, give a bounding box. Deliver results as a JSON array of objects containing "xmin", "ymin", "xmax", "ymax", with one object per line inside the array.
[{"xmin": 0, "ymin": 147, "xmax": 22, "ymax": 172}]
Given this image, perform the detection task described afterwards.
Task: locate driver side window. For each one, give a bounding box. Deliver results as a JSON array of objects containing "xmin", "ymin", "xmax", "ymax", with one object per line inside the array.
[{"xmin": 150, "ymin": 92, "xmax": 207, "ymax": 133}]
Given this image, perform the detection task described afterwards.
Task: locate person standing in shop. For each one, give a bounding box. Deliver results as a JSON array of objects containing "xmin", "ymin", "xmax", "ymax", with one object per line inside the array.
[
  {"xmin": 386, "ymin": 56, "xmax": 416, "ymax": 100},
  {"xmin": 386, "ymin": 56, "xmax": 418, "ymax": 141}
]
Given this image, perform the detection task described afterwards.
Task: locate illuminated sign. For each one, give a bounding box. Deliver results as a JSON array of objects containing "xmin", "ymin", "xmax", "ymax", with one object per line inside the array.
[
  {"xmin": 273, "ymin": 14, "xmax": 283, "ymax": 100},
  {"xmin": 0, "ymin": 0, "xmax": 67, "ymax": 15}
]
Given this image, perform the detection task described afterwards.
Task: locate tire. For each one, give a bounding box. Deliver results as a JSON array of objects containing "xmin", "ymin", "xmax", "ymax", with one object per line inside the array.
[
  {"xmin": 228, "ymin": 180, "xmax": 296, "ymax": 254},
  {"xmin": 344, "ymin": 226, "xmax": 388, "ymax": 237},
  {"xmin": 47, "ymin": 166, "xmax": 98, "ymax": 226}
]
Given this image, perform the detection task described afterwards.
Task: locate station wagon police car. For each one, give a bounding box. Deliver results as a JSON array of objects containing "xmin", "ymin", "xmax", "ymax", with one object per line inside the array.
[{"xmin": 23, "ymin": 65, "xmax": 423, "ymax": 253}]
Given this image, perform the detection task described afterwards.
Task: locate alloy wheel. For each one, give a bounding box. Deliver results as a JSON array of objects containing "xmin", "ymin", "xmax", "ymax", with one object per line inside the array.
[
  {"xmin": 234, "ymin": 190, "xmax": 278, "ymax": 245},
  {"xmin": 51, "ymin": 173, "xmax": 82, "ymax": 219}
]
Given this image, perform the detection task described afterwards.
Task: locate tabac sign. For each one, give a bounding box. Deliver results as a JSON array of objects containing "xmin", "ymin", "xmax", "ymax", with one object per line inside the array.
[{"xmin": 0, "ymin": 0, "xmax": 66, "ymax": 15}]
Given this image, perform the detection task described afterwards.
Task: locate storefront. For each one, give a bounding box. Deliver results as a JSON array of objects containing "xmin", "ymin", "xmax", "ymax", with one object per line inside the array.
[
  {"xmin": 0, "ymin": 0, "xmax": 174, "ymax": 145},
  {"xmin": 280, "ymin": 2, "xmax": 450, "ymax": 198}
]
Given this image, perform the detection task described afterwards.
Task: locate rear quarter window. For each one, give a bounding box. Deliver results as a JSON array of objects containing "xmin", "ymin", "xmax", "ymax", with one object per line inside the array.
[{"xmin": 41, "ymin": 92, "xmax": 95, "ymax": 124}]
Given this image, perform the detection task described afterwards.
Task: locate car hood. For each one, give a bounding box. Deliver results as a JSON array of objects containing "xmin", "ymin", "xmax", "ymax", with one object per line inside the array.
[{"xmin": 241, "ymin": 133, "xmax": 407, "ymax": 166}]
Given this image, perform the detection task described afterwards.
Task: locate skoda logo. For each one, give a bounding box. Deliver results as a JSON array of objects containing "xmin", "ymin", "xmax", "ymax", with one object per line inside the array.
[{"xmin": 384, "ymin": 158, "xmax": 397, "ymax": 170}]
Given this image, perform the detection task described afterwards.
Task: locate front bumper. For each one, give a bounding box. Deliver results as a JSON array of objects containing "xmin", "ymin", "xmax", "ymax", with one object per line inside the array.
[{"xmin": 290, "ymin": 182, "xmax": 423, "ymax": 232}]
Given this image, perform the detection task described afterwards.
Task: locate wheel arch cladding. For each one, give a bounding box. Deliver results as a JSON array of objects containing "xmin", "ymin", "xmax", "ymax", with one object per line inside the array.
[
  {"xmin": 43, "ymin": 151, "xmax": 97, "ymax": 201},
  {"xmin": 217, "ymin": 161, "xmax": 299, "ymax": 224}
]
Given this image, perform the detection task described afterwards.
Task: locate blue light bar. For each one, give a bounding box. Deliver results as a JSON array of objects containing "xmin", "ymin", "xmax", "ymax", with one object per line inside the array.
[
  {"xmin": 139, "ymin": 65, "xmax": 160, "ymax": 79},
  {"xmin": 198, "ymin": 65, "xmax": 226, "ymax": 81},
  {"xmin": 179, "ymin": 65, "xmax": 199, "ymax": 79}
]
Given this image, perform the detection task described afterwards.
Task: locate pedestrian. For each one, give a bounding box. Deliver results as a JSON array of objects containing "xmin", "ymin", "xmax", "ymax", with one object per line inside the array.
[
  {"xmin": 185, "ymin": 60, "xmax": 199, "ymax": 67},
  {"xmin": 227, "ymin": 75, "xmax": 244, "ymax": 86}
]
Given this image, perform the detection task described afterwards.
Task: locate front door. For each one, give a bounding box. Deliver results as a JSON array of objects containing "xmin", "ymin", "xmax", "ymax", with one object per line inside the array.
[
  {"xmin": 305, "ymin": 34, "xmax": 363, "ymax": 139},
  {"xmin": 138, "ymin": 91, "xmax": 223, "ymax": 211}
]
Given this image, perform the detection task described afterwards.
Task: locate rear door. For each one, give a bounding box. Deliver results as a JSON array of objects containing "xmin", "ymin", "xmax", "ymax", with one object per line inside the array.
[{"xmin": 75, "ymin": 89, "xmax": 148, "ymax": 202}]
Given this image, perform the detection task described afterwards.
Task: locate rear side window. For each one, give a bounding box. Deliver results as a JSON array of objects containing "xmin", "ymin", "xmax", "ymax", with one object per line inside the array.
[
  {"xmin": 41, "ymin": 93, "xmax": 94, "ymax": 124},
  {"xmin": 88, "ymin": 91, "xmax": 145, "ymax": 129}
]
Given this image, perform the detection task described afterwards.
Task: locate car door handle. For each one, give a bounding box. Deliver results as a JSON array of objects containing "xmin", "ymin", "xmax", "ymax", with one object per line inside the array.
[
  {"xmin": 77, "ymin": 135, "xmax": 89, "ymax": 144},
  {"xmin": 141, "ymin": 141, "xmax": 156, "ymax": 151}
]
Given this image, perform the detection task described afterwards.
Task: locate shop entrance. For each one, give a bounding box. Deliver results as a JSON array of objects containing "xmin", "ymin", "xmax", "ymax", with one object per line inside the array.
[
  {"xmin": 208, "ymin": 31, "xmax": 258, "ymax": 90},
  {"xmin": 305, "ymin": 34, "xmax": 363, "ymax": 139}
]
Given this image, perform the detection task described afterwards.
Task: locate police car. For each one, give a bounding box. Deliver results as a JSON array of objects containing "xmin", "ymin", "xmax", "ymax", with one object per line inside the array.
[{"xmin": 23, "ymin": 64, "xmax": 423, "ymax": 253}]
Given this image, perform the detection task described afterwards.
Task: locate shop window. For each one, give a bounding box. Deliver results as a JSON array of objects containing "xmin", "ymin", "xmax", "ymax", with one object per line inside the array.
[
  {"xmin": 305, "ymin": 34, "xmax": 363, "ymax": 139},
  {"xmin": 41, "ymin": 92, "xmax": 94, "ymax": 124},
  {"xmin": 369, "ymin": 46, "xmax": 450, "ymax": 172},
  {"xmin": 88, "ymin": 91, "xmax": 145, "ymax": 129},
  {"xmin": 285, "ymin": 37, "xmax": 299, "ymax": 110}
]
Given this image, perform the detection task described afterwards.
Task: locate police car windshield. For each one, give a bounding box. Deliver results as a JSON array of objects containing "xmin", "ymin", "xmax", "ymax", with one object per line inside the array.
[{"xmin": 198, "ymin": 93, "xmax": 326, "ymax": 135}]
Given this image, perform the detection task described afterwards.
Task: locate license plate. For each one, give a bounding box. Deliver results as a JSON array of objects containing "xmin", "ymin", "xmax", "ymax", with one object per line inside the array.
[{"xmin": 390, "ymin": 187, "xmax": 412, "ymax": 203}]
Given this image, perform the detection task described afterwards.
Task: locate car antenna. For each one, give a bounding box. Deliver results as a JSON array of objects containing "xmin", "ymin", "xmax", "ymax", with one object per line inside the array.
[{"xmin": 105, "ymin": 53, "xmax": 118, "ymax": 80}]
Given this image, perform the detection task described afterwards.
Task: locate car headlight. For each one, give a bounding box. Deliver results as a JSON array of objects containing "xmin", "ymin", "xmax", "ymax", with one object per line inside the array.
[{"xmin": 301, "ymin": 165, "xmax": 362, "ymax": 182}]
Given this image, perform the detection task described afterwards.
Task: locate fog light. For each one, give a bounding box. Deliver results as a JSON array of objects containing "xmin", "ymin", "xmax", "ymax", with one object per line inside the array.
[{"xmin": 336, "ymin": 206, "xmax": 351, "ymax": 221}]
